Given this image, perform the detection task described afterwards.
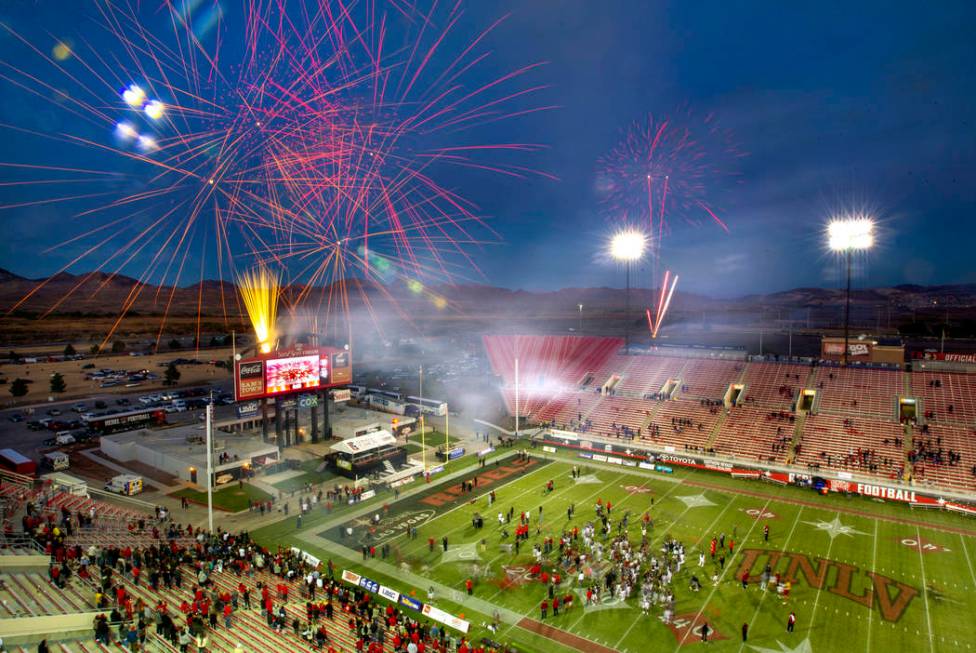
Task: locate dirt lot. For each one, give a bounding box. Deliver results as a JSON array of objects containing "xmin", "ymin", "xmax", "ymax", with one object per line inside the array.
[{"xmin": 0, "ymin": 347, "xmax": 235, "ymax": 406}]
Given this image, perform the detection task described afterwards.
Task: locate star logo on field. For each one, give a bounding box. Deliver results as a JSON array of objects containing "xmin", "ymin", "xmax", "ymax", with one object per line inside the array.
[
  {"xmin": 676, "ymin": 493, "xmax": 716, "ymax": 509},
  {"xmin": 802, "ymin": 516, "xmax": 866, "ymax": 541},
  {"xmin": 749, "ymin": 637, "xmax": 813, "ymax": 653}
]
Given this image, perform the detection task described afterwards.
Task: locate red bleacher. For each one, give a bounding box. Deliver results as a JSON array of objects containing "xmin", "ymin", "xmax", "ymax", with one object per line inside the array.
[
  {"xmin": 912, "ymin": 371, "xmax": 976, "ymax": 426},
  {"xmin": 794, "ymin": 414, "xmax": 905, "ymax": 480},
  {"xmin": 813, "ymin": 366, "xmax": 902, "ymax": 418},
  {"xmin": 489, "ymin": 336, "xmax": 976, "ymax": 493},
  {"xmin": 740, "ymin": 363, "xmax": 809, "ymax": 409}
]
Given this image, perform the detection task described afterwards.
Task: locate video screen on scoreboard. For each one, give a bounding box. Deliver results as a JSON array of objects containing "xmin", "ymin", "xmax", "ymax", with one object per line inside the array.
[{"xmin": 264, "ymin": 354, "xmax": 322, "ymax": 395}]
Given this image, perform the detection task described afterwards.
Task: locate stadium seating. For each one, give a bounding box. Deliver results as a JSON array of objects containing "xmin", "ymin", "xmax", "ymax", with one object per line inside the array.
[
  {"xmin": 908, "ymin": 423, "xmax": 976, "ymax": 492},
  {"xmin": 812, "ymin": 366, "xmax": 902, "ymax": 418},
  {"xmin": 489, "ymin": 337, "xmax": 976, "ymax": 493},
  {"xmin": 676, "ymin": 359, "xmax": 743, "ymax": 400},
  {"xmin": 0, "ymin": 572, "xmax": 92, "ymax": 617},
  {"xmin": 912, "ymin": 371, "xmax": 976, "ymax": 426},
  {"xmin": 710, "ymin": 406, "xmax": 794, "ymax": 464},
  {"xmin": 740, "ymin": 363, "xmax": 810, "ymax": 409},
  {"xmin": 794, "ymin": 414, "xmax": 906, "ymax": 480}
]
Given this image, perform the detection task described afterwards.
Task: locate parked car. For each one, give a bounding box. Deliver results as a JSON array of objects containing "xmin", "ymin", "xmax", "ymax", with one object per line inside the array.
[
  {"xmin": 47, "ymin": 408, "xmax": 62, "ymax": 416},
  {"xmin": 8, "ymin": 414, "xmax": 24, "ymax": 423},
  {"xmin": 94, "ymin": 400, "xmax": 108, "ymax": 409},
  {"xmin": 71, "ymin": 403, "xmax": 87, "ymax": 412}
]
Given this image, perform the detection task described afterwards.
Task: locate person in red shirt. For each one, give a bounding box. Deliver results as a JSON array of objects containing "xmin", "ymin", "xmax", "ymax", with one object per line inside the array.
[
  {"xmin": 540, "ymin": 599, "xmax": 548, "ymax": 619},
  {"xmin": 465, "ymin": 578, "xmax": 473, "ymax": 595},
  {"xmin": 552, "ymin": 596, "xmax": 560, "ymax": 615}
]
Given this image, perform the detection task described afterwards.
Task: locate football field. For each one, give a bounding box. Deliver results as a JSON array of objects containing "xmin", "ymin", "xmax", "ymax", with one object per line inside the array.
[{"xmin": 262, "ymin": 452, "xmax": 976, "ymax": 653}]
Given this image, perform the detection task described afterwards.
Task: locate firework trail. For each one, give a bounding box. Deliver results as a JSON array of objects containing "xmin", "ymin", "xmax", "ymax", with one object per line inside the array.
[
  {"xmin": 597, "ymin": 109, "xmax": 745, "ymax": 337},
  {"xmin": 0, "ymin": 0, "xmax": 553, "ymax": 345}
]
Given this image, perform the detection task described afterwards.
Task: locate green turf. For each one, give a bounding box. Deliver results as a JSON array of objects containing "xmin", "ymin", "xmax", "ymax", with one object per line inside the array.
[
  {"xmin": 408, "ymin": 429, "xmax": 462, "ymax": 447},
  {"xmin": 402, "ymin": 442, "xmax": 426, "ymax": 454},
  {"xmin": 270, "ymin": 459, "xmax": 338, "ymax": 492},
  {"xmin": 250, "ymin": 451, "xmax": 976, "ymax": 653},
  {"xmin": 171, "ymin": 482, "xmax": 272, "ymax": 512}
]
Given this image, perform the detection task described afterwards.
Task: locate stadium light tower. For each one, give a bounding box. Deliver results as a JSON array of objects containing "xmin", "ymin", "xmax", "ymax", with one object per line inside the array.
[
  {"xmin": 828, "ymin": 217, "xmax": 875, "ymax": 365},
  {"xmin": 611, "ymin": 230, "xmax": 647, "ymax": 354}
]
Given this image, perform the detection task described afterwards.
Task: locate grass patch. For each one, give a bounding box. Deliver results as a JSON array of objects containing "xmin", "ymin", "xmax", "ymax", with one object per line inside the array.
[
  {"xmin": 407, "ymin": 429, "xmax": 461, "ymax": 447},
  {"xmin": 171, "ymin": 482, "xmax": 272, "ymax": 512},
  {"xmin": 402, "ymin": 442, "xmax": 426, "ymax": 454}
]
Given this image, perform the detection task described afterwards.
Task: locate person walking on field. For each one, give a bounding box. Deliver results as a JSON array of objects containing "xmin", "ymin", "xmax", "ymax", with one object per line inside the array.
[
  {"xmin": 787, "ymin": 611, "xmax": 796, "ymax": 633},
  {"xmin": 700, "ymin": 622, "xmax": 710, "ymax": 643},
  {"xmin": 741, "ymin": 622, "xmax": 748, "ymax": 642}
]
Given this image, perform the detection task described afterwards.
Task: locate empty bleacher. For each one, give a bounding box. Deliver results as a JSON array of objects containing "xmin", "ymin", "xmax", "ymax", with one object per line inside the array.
[
  {"xmin": 795, "ymin": 413, "xmax": 906, "ymax": 480},
  {"xmin": 908, "ymin": 423, "xmax": 976, "ymax": 492},
  {"xmin": 813, "ymin": 366, "xmax": 902, "ymax": 418},
  {"xmin": 740, "ymin": 363, "xmax": 810, "ymax": 409},
  {"xmin": 488, "ymin": 336, "xmax": 976, "ymax": 493},
  {"xmin": 711, "ymin": 406, "xmax": 794, "ymax": 464},
  {"xmin": 912, "ymin": 371, "xmax": 976, "ymax": 426}
]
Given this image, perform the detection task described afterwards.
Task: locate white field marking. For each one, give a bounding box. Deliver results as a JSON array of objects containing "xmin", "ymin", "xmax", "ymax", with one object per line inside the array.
[
  {"xmin": 915, "ymin": 526, "xmax": 935, "ymax": 653},
  {"xmin": 505, "ymin": 472, "xmax": 694, "ymax": 637},
  {"xmin": 485, "ymin": 463, "xmax": 689, "ymax": 607},
  {"xmin": 674, "ymin": 498, "xmax": 771, "ymax": 652},
  {"xmin": 393, "ymin": 460, "xmax": 558, "ymax": 553},
  {"xmin": 737, "ymin": 505, "xmax": 805, "ymax": 653},
  {"xmin": 865, "ymin": 518, "xmax": 879, "ymax": 653},
  {"xmin": 960, "ymin": 534, "xmax": 976, "ymax": 591},
  {"xmin": 807, "ymin": 510, "xmax": 846, "ymax": 633},
  {"xmin": 612, "ymin": 492, "xmax": 740, "ymax": 650},
  {"xmin": 480, "ymin": 468, "xmax": 643, "ymax": 604}
]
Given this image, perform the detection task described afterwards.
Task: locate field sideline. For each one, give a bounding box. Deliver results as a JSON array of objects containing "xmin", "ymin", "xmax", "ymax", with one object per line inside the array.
[{"xmin": 253, "ymin": 451, "xmax": 976, "ymax": 653}]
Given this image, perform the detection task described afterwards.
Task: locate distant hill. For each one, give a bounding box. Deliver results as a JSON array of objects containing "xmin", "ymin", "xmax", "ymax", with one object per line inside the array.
[{"xmin": 1, "ymin": 268, "xmax": 974, "ymax": 317}]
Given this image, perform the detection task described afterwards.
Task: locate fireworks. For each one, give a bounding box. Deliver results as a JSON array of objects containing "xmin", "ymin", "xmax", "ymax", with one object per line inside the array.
[
  {"xmin": 597, "ymin": 109, "xmax": 743, "ymax": 239},
  {"xmin": 237, "ymin": 266, "xmax": 280, "ymax": 354},
  {"xmin": 599, "ymin": 109, "xmax": 744, "ymax": 338},
  {"xmin": 0, "ymin": 1, "xmax": 552, "ymax": 342}
]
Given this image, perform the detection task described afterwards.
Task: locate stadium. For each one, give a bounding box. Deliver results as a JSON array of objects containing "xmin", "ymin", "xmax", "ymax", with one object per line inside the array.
[{"xmin": 0, "ymin": 2, "xmax": 975, "ymax": 653}]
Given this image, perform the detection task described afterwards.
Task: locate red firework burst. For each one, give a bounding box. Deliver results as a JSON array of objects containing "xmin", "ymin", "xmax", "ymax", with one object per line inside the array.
[
  {"xmin": 0, "ymin": 0, "xmax": 553, "ymax": 344},
  {"xmin": 597, "ymin": 109, "xmax": 745, "ymax": 244}
]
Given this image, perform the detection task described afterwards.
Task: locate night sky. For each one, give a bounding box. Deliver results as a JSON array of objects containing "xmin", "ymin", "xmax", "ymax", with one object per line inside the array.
[{"xmin": 1, "ymin": 1, "xmax": 974, "ymax": 297}]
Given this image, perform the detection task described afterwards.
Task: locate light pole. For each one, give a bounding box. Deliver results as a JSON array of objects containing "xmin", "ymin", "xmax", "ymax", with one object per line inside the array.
[
  {"xmin": 610, "ymin": 230, "xmax": 646, "ymax": 354},
  {"xmin": 578, "ymin": 304, "xmax": 583, "ymax": 335},
  {"xmin": 828, "ymin": 217, "xmax": 874, "ymax": 365}
]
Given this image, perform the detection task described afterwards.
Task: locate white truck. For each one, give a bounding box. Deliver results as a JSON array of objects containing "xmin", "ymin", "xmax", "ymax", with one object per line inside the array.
[{"xmin": 104, "ymin": 474, "xmax": 144, "ymax": 495}]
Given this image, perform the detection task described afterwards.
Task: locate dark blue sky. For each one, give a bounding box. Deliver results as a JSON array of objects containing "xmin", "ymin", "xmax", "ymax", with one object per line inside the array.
[{"xmin": 1, "ymin": 1, "xmax": 974, "ymax": 297}]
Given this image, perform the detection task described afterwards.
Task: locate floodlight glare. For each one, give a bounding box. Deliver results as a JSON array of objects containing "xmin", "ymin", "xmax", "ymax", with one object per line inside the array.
[
  {"xmin": 610, "ymin": 230, "xmax": 647, "ymax": 261},
  {"xmin": 828, "ymin": 218, "xmax": 874, "ymax": 252}
]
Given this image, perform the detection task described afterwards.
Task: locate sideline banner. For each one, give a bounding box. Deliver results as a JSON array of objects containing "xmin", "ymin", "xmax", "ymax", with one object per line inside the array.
[
  {"xmin": 341, "ymin": 570, "xmax": 470, "ymax": 634},
  {"xmin": 543, "ymin": 434, "xmax": 974, "ymax": 517}
]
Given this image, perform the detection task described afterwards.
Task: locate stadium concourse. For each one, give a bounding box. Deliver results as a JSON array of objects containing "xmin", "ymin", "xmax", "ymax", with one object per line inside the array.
[{"xmin": 483, "ymin": 335, "xmax": 976, "ymax": 495}]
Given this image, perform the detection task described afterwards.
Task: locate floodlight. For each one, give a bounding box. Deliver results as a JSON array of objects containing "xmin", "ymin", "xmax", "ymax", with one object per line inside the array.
[
  {"xmin": 828, "ymin": 218, "xmax": 874, "ymax": 252},
  {"xmin": 610, "ymin": 230, "xmax": 647, "ymax": 261}
]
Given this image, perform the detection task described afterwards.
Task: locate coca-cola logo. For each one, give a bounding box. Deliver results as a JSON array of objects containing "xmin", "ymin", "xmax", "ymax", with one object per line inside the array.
[{"xmin": 239, "ymin": 362, "xmax": 263, "ymax": 377}]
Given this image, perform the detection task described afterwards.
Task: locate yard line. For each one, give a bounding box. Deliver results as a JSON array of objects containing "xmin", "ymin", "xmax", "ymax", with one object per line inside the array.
[
  {"xmin": 561, "ymin": 472, "xmax": 691, "ymax": 634},
  {"xmin": 807, "ymin": 510, "xmax": 842, "ymax": 634},
  {"xmin": 915, "ymin": 526, "xmax": 935, "ymax": 653},
  {"xmin": 674, "ymin": 498, "xmax": 771, "ymax": 651},
  {"xmin": 960, "ymin": 533, "xmax": 976, "ymax": 592},
  {"xmin": 865, "ymin": 519, "xmax": 879, "ymax": 653},
  {"xmin": 392, "ymin": 459, "xmax": 557, "ymax": 553},
  {"xmin": 612, "ymin": 492, "xmax": 740, "ymax": 651},
  {"xmin": 737, "ymin": 506, "xmax": 804, "ymax": 653},
  {"xmin": 479, "ymin": 469, "xmax": 636, "ymax": 604}
]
